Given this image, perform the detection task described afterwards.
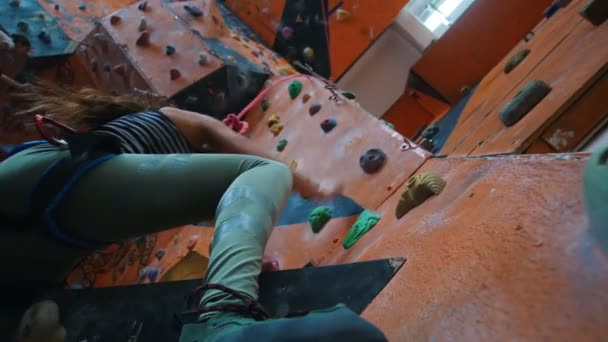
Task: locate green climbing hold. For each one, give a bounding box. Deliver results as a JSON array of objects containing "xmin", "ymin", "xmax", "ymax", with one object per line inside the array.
[
  {"xmin": 381, "ymin": 120, "xmax": 394, "ymax": 130},
  {"xmin": 309, "ymin": 206, "xmax": 332, "ymax": 233},
  {"xmin": 342, "ymin": 210, "xmax": 381, "ymax": 249},
  {"xmin": 277, "ymin": 138, "xmax": 288, "ymax": 152},
  {"xmin": 261, "ymin": 98, "xmax": 270, "ymax": 112},
  {"xmin": 583, "ymin": 145, "xmax": 608, "ymax": 252},
  {"xmin": 288, "ymin": 80, "xmax": 303, "ymax": 99},
  {"xmin": 504, "ymin": 49, "xmax": 530, "ymax": 74},
  {"xmin": 340, "ymin": 90, "xmax": 356, "ymax": 100}
]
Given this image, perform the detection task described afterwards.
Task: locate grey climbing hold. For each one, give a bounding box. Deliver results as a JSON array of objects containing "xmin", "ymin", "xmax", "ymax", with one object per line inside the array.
[
  {"xmin": 579, "ymin": 0, "xmax": 608, "ymax": 26},
  {"xmin": 138, "ymin": 17, "xmax": 147, "ymax": 32},
  {"xmin": 504, "ymin": 49, "xmax": 530, "ymax": 74},
  {"xmin": 165, "ymin": 45, "xmax": 176, "ymax": 56},
  {"xmin": 499, "ymin": 80, "xmax": 552, "ymax": 127},
  {"xmin": 138, "ymin": 1, "xmax": 148, "ymax": 11},
  {"xmin": 184, "ymin": 4, "xmax": 203, "ymax": 17},
  {"xmin": 359, "ymin": 148, "xmax": 386, "ymax": 174},
  {"xmin": 309, "ymin": 103, "xmax": 321, "ymax": 116}
]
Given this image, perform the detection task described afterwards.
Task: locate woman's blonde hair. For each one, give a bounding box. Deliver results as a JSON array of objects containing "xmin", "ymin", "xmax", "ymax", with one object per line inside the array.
[{"xmin": 6, "ymin": 79, "xmax": 168, "ymax": 131}]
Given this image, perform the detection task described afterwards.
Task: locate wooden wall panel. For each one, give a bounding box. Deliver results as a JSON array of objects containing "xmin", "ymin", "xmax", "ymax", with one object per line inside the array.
[{"xmin": 441, "ymin": 0, "xmax": 585, "ymax": 155}]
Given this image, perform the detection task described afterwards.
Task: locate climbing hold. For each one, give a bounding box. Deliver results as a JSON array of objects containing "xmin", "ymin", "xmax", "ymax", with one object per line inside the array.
[
  {"xmin": 184, "ymin": 4, "xmax": 203, "ymax": 17},
  {"xmin": 395, "ymin": 173, "xmax": 446, "ymax": 219},
  {"xmin": 138, "ymin": 1, "xmax": 148, "ymax": 11},
  {"xmin": 110, "ymin": 15, "xmax": 121, "ymax": 25},
  {"xmin": 288, "ymin": 80, "xmax": 303, "ymax": 99},
  {"xmin": 103, "ymin": 63, "xmax": 111, "ymax": 72},
  {"xmin": 421, "ymin": 124, "xmax": 440, "ymax": 140},
  {"xmin": 251, "ymin": 51, "xmax": 259, "ymax": 58},
  {"xmin": 170, "ymin": 68, "xmax": 181, "ymax": 80},
  {"xmin": 231, "ymin": 33, "xmax": 241, "ymax": 41},
  {"xmin": 90, "ymin": 59, "xmax": 98, "ymax": 72},
  {"xmin": 336, "ymin": 9, "xmax": 352, "ymax": 21},
  {"xmin": 136, "ymin": 31, "xmax": 150, "ymax": 47},
  {"xmin": 138, "ymin": 17, "xmax": 147, "ymax": 31},
  {"xmin": 579, "ymin": 0, "xmax": 608, "ymax": 26},
  {"xmin": 342, "ymin": 210, "xmax": 380, "ymax": 249},
  {"xmin": 340, "ymin": 90, "xmax": 356, "ymax": 100},
  {"xmin": 165, "ymin": 45, "xmax": 176, "ymax": 56},
  {"xmin": 261, "ymin": 259, "xmax": 280, "ymax": 272},
  {"xmin": 277, "ymin": 138, "xmax": 288, "ymax": 152},
  {"xmin": 321, "ymin": 118, "xmax": 337, "ymax": 133},
  {"xmin": 499, "ymin": 80, "xmax": 552, "ymax": 127},
  {"xmin": 112, "ymin": 64, "xmax": 126, "ymax": 76},
  {"xmin": 296, "ymin": 14, "xmax": 304, "ymax": 23},
  {"xmin": 289, "ymin": 160, "xmax": 298, "ymax": 170},
  {"xmin": 302, "ymin": 93, "xmax": 311, "ymax": 103},
  {"xmin": 583, "ymin": 146, "xmax": 608, "ymax": 251},
  {"xmin": 270, "ymin": 123, "xmax": 284, "ymax": 136},
  {"xmin": 17, "ymin": 21, "xmax": 29, "ymax": 32},
  {"xmin": 78, "ymin": 3, "xmax": 86, "ymax": 10},
  {"xmin": 198, "ymin": 52, "xmax": 208, "ymax": 65},
  {"xmin": 9, "ymin": 0, "xmax": 20, "ymax": 7},
  {"xmin": 146, "ymin": 267, "xmax": 160, "ymax": 282},
  {"xmin": 155, "ymin": 249, "xmax": 166, "ymax": 260},
  {"xmin": 544, "ymin": 3, "xmax": 560, "ymax": 17},
  {"xmin": 303, "ymin": 46, "xmax": 315, "ymax": 61},
  {"xmin": 381, "ymin": 120, "xmax": 394, "ymax": 130},
  {"xmin": 261, "ymin": 7, "xmax": 270, "ymax": 16},
  {"xmin": 281, "ymin": 26, "xmax": 294, "ymax": 39},
  {"xmin": 309, "ymin": 207, "xmax": 332, "ymax": 233},
  {"xmin": 227, "ymin": 55, "xmax": 236, "ymax": 62},
  {"xmin": 38, "ymin": 31, "xmax": 51, "ymax": 44},
  {"xmin": 309, "ymin": 103, "xmax": 322, "ymax": 116},
  {"xmin": 504, "ymin": 49, "xmax": 531, "ymax": 74},
  {"xmin": 267, "ymin": 114, "xmax": 280, "ymax": 127},
  {"xmin": 359, "ymin": 148, "xmax": 386, "ymax": 174},
  {"xmin": 54, "ymin": 4, "xmax": 60, "ymax": 10},
  {"xmin": 261, "ymin": 98, "xmax": 270, "ymax": 112}
]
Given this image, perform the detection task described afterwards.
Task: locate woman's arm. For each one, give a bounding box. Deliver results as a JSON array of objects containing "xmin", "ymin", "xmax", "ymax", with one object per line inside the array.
[{"xmin": 160, "ymin": 107, "xmax": 341, "ymax": 199}]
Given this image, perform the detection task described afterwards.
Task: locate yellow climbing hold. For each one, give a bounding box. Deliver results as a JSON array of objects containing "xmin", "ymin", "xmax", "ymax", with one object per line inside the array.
[
  {"xmin": 395, "ymin": 173, "xmax": 447, "ymax": 219},
  {"xmin": 270, "ymin": 123, "xmax": 284, "ymax": 136},
  {"xmin": 336, "ymin": 9, "xmax": 351, "ymax": 21},
  {"xmin": 289, "ymin": 160, "xmax": 298, "ymax": 170},
  {"xmin": 267, "ymin": 114, "xmax": 280, "ymax": 127}
]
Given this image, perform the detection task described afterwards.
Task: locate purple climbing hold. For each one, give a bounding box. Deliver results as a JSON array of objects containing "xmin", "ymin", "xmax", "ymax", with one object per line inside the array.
[
  {"xmin": 155, "ymin": 249, "xmax": 166, "ymax": 260},
  {"xmin": 321, "ymin": 118, "xmax": 337, "ymax": 133},
  {"xmin": 251, "ymin": 51, "xmax": 259, "ymax": 58},
  {"xmin": 184, "ymin": 4, "xmax": 203, "ymax": 17},
  {"xmin": 147, "ymin": 267, "xmax": 160, "ymax": 282}
]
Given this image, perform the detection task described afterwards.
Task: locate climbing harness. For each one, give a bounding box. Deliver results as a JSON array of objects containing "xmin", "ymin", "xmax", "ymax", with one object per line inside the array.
[{"xmin": 1, "ymin": 115, "xmax": 122, "ymax": 249}]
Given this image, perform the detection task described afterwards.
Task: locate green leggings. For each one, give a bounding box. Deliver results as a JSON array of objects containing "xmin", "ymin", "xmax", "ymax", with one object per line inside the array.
[{"xmin": 0, "ymin": 143, "xmax": 292, "ymax": 315}]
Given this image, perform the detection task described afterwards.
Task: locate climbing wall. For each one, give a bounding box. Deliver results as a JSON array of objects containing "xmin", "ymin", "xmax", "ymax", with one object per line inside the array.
[
  {"xmin": 222, "ymin": 0, "xmax": 410, "ymax": 79},
  {"xmin": 441, "ymin": 0, "xmax": 608, "ymax": 156}
]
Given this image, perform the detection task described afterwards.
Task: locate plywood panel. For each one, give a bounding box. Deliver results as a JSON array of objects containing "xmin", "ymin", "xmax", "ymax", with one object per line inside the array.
[
  {"xmin": 441, "ymin": 0, "xmax": 585, "ymax": 155},
  {"xmin": 245, "ymin": 75, "xmax": 430, "ymax": 209},
  {"xmin": 470, "ymin": 20, "xmax": 608, "ymax": 156},
  {"xmin": 322, "ymin": 154, "xmax": 607, "ymax": 341}
]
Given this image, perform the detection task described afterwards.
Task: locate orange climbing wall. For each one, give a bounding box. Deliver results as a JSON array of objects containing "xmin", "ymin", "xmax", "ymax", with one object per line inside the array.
[
  {"xmin": 223, "ymin": 0, "xmax": 409, "ymax": 80},
  {"xmin": 441, "ymin": 0, "xmax": 608, "ymax": 156},
  {"xmin": 322, "ymin": 154, "xmax": 608, "ymax": 340}
]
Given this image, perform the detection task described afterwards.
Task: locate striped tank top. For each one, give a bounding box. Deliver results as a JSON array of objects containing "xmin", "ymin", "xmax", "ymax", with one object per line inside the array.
[{"xmin": 94, "ymin": 110, "xmax": 193, "ymax": 154}]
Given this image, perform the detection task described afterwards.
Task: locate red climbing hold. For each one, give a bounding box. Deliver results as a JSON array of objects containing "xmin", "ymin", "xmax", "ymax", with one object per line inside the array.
[
  {"xmin": 170, "ymin": 68, "xmax": 181, "ymax": 80},
  {"xmin": 112, "ymin": 64, "xmax": 125, "ymax": 76},
  {"xmin": 281, "ymin": 26, "xmax": 294, "ymax": 39},
  {"xmin": 136, "ymin": 31, "xmax": 150, "ymax": 47},
  {"xmin": 223, "ymin": 114, "xmax": 249, "ymax": 135},
  {"xmin": 321, "ymin": 118, "xmax": 337, "ymax": 133}
]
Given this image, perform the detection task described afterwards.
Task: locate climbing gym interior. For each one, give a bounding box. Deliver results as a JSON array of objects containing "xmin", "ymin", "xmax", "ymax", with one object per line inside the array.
[{"xmin": 1, "ymin": 0, "xmax": 607, "ymax": 340}]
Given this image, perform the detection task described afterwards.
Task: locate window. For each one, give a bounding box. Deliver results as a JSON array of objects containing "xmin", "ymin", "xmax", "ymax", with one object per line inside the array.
[{"xmin": 405, "ymin": 0, "xmax": 476, "ymax": 37}]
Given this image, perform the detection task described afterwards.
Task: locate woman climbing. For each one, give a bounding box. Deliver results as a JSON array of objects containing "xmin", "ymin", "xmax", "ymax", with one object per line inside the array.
[{"xmin": 0, "ymin": 79, "xmax": 386, "ymax": 341}]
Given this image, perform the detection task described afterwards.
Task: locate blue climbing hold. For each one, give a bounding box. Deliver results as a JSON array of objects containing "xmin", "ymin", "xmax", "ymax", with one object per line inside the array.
[
  {"xmin": 78, "ymin": 3, "xmax": 86, "ymax": 10},
  {"xmin": 155, "ymin": 249, "xmax": 166, "ymax": 260},
  {"xmin": 359, "ymin": 148, "xmax": 386, "ymax": 174},
  {"xmin": 321, "ymin": 118, "xmax": 337, "ymax": 133},
  {"xmin": 147, "ymin": 266, "xmax": 160, "ymax": 282},
  {"xmin": 165, "ymin": 45, "xmax": 176, "ymax": 56},
  {"xmin": 185, "ymin": 4, "xmax": 203, "ymax": 17}
]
